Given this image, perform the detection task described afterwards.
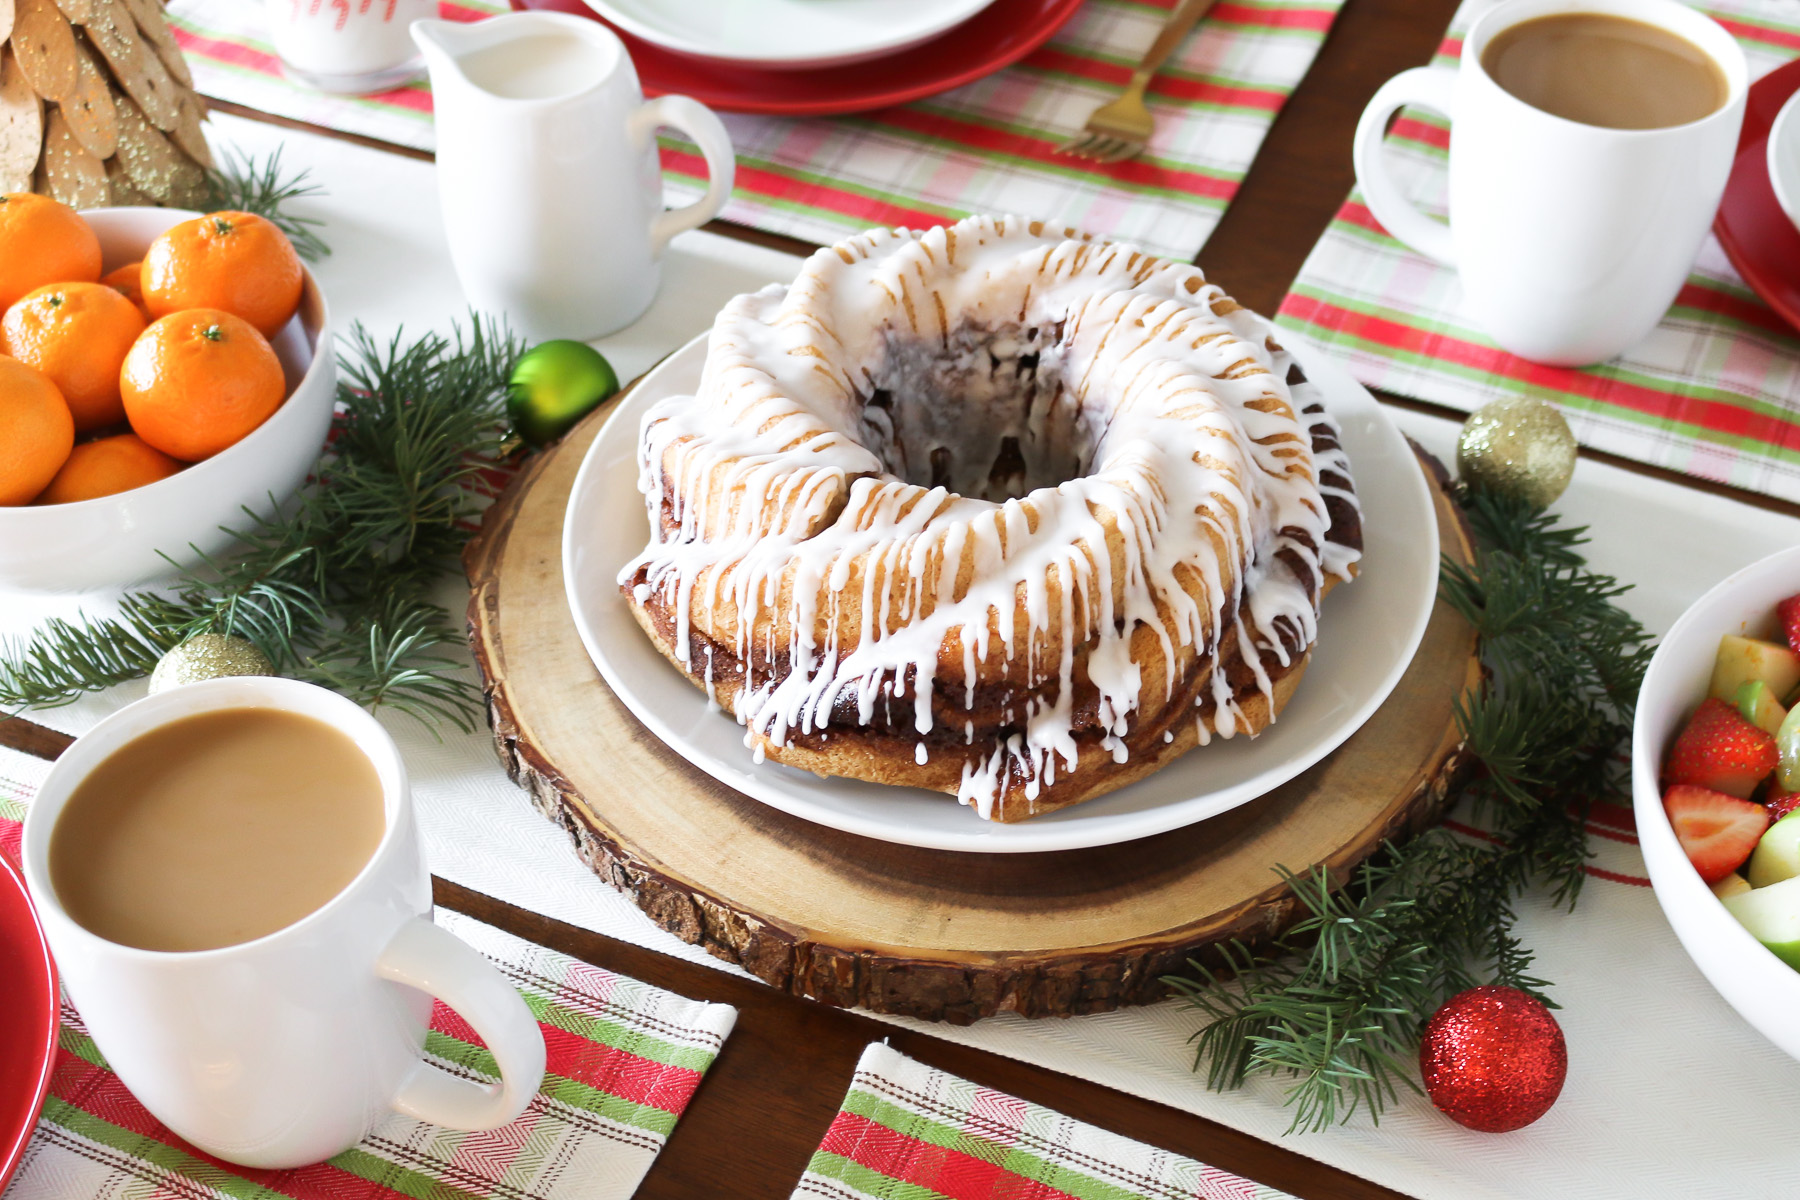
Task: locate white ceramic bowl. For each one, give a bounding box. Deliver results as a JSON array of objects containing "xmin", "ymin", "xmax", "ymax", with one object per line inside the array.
[
  {"xmin": 1634, "ymin": 544, "xmax": 1800, "ymax": 1063},
  {"xmin": 0, "ymin": 207, "xmax": 334, "ymax": 592}
]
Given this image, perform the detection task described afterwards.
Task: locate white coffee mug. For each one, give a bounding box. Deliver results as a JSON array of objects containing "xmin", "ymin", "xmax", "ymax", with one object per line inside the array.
[
  {"xmin": 413, "ymin": 13, "xmax": 736, "ymax": 341},
  {"xmin": 20, "ymin": 677, "xmax": 547, "ymax": 1170},
  {"xmin": 1353, "ymin": 0, "xmax": 1747, "ymax": 367},
  {"xmin": 266, "ymin": 0, "xmax": 437, "ymax": 94}
]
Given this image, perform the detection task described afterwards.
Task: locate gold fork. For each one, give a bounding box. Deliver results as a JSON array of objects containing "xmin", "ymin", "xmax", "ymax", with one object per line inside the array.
[{"xmin": 1057, "ymin": 0, "xmax": 1220, "ymax": 163}]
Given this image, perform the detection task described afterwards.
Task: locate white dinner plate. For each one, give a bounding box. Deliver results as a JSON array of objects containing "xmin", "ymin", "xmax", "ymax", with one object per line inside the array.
[
  {"xmin": 1769, "ymin": 89, "xmax": 1800, "ymax": 234},
  {"xmin": 580, "ymin": 0, "xmax": 997, "ymax": 67},
  {"xmin": 562, "ymin": 324, "xmax": 1439, "ymax": 853}
]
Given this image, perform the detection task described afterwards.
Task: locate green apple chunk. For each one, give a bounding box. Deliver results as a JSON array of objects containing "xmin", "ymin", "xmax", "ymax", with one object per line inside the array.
[
  {"xmin": 1739, "ymin": 680, "xmax": 1789, "ymax": 735},
  {"xmin": 1780, "ymin": 705, "xmax": 1800, "ymax": 791},
  {"xmin": 1750, "ymin": 814, "xmax": 1800, "ymax": 888},
  {"xmin": 1723, "ymin": 876, "xmax": 1800, "ymax": 970},
  {"xmin": 1711, "ymin": 636, "xmax": 1800, "ymax": 707},
  {"xmin": 1713, "ymin": 873, "xmax": 1753, "ymax": 900}
]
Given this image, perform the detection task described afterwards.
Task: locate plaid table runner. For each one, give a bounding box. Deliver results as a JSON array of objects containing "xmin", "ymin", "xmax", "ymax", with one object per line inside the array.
[
  {"xmin": 165, "ymin": 0, "xmax": 1341, "ymax": 261},
  {"xmin": 794, "ymin": 1043, "xmax": 1296, "ymax": 1200},
  {"xmin": 0, "ymin": 747, "xmax": 736, "ymax": 1200},
  {"xmin": 1274, "ymin": 0, "xmax": 1800, "ymax": 503}
]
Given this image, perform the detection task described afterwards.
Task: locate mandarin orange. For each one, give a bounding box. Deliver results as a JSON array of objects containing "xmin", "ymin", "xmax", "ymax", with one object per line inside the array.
[
  {"xmin": 2, "ymin": 282, "xmax": 146, "ymax": 431},
  {"xmin": 36, "ymin": 433, "xmax": 184, "ymax": 504},
  {"xmin": 0, "ymin": 356, "xmax": 76, "ymax": 505},
  {"xmin": 141, "ymin": 211, "xmax": 304, "ymax": 338},
  {"xmin": 121, "ymin": 310, "xmax": 286, "ymax": 462},
  {"xmin": 0, "ymin": 194, "xmax": 102, "ymax": 313},
  {"xmin": 102, "ymin": 261, "xmax": 151, "ymax": 321}
]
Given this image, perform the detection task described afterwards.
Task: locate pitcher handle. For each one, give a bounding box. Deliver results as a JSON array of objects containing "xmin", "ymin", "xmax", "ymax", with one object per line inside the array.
[
  {"xmin": 629, "ymin": 94, "xmax": 736, "ymax": 259},
  {"xmin": 378, "ymin": 917, "xmax": 546, "ymax": 1131}
]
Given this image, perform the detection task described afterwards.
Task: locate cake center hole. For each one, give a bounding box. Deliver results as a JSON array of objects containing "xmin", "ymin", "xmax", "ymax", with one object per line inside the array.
[{"xmin": 857, "ymin": 323, "xmax": 1100, "ymax": 502}]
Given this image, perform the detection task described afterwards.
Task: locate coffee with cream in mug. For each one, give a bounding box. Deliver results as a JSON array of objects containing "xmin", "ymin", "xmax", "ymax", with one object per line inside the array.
[
  {"xmin": 49, "ymin": 708, "xmax": 385, "ymax": 952},
  {"xmin": 1481, "ymin": 13, "xmax": 1729, "ymax": 130}
]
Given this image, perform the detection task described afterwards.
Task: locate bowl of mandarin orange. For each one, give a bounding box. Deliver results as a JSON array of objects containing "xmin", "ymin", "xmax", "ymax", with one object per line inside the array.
[{"xmin": 0, "ymin": 193, "xmax": 333, "ymax": 591}]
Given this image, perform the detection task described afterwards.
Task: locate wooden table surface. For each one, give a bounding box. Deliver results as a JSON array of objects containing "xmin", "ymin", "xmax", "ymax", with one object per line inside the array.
[{"xmin": 12, "ymin": 0, "xmax": 1787, "ymax": 1195}]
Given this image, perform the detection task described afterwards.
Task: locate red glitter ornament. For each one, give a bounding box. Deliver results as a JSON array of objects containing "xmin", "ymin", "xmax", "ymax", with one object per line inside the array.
[{"xmin": 1419, "ymin": 986, "xmax": 1567, "ymax": 1132}]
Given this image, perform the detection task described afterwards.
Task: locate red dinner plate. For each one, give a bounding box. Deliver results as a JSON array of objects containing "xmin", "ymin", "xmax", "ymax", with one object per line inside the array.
[
  {"xmin": 0, "ymin": 852, "xmax": 56, "ymax": 1193},
  {"xmin": 1715, "ymin": 58, "xmax": 1800, "ymax": 333},
  {"xmin": 510, "ymin": 0, "xmax": 1085, "ymax": 116}
]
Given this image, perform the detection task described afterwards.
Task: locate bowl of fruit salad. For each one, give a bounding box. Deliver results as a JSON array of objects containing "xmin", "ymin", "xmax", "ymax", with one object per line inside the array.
[
  {"xmin": 1635, "ymin": 544, "xmax": 1800, "ymax": 1062},
  {"xmin": 0, "ymin": 199, "xmax": 333, "ymax": 592}
]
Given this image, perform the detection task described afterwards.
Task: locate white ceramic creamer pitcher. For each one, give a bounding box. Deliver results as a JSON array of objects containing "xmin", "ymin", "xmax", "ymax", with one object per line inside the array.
[{"xmin": 413, "ymin": 13, "xmax": 735, "ymax": 340}]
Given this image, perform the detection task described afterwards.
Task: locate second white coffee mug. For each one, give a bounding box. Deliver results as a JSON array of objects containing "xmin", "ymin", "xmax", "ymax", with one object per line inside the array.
[
  {"xmin": 414, "ymin": 12, "xmax": 736, "ymax": 341},
  {"xmin": 21, "ymin": 677, "xmax": 547, "ymax": 1169},
  {"xmin": 1353, "ymin": 0, "xmax": 1747, "ymax": 367}
]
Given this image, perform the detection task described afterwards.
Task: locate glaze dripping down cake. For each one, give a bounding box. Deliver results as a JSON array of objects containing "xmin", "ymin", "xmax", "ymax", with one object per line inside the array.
[{"xmin": 619, "ymin": 215, "xmax": 1362, "ymax": 822}]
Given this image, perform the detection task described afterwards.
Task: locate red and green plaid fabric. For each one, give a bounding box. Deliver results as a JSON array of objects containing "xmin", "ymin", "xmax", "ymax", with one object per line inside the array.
[
  {"xmin": 0, "ymin": 747, "xmax": 737, "ymax": 1200},
  {"xmin": 794, "ymin": 1043, "xmax": 1294, "ymax": 1200},
  {"xmin": 165, "ymin": 0, "xmax": 1342, "ymax": 261},
  {"xmin": 1274, "ymin": 0, "xmax": 1800, "ymax": 503}
]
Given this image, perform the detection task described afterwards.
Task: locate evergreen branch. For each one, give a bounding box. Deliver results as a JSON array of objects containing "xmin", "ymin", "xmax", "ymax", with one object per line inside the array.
[
  {"xmin": 297, "ymin": 601, "xmax": 483, "ymax": 735},
  {"xmin": 203, "ymin": 147, "xmax": 331, "ymax": 262},
  {"xmin": 1169, "ymin": 483, "xmax": 1652, "ymax": 1131},
  {"xmin": 0, "ymin": 611, "xmax": 174, "ymax": 708},
  {"xmin": 0, "ymin": 315, "xmax": 524, "ymax": 729}
]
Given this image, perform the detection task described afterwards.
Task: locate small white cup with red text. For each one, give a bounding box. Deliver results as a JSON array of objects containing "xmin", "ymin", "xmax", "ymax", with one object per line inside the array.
[{"xmin": 265, "ymin": 0, "xmax": 438, "ymax": 94}]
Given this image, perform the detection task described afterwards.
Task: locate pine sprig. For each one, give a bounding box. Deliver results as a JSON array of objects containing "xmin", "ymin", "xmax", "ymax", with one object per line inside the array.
[
  {"xmin": 202, "ymin": 147, "xmax": 331, "ymax": 262},
  {"xmin": 0, "ymin": 608, "xmax": 175, "ymax": 705},
  {"xmin": 1167, "ymin": 486, "xmax": 1652, "ymax": 1132},
  {"xmin": 0, "ymin": 316, "xmax": 524, "ymax": 730}
]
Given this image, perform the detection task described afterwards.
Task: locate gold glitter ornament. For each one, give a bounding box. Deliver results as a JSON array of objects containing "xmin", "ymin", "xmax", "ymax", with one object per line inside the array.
[
  {"xmin": 148, "ymin": 633, "xmax": 276, "ymax": 693},
  {"xmin": 1457, "ymin": 397, "xmax": 1578, "ymax": 510}
]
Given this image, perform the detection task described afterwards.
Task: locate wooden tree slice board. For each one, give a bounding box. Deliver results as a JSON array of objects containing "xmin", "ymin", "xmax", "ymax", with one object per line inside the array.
[{"xmin": 465, "ymin": 396, "xmax": 1481, "ymax": 1024}]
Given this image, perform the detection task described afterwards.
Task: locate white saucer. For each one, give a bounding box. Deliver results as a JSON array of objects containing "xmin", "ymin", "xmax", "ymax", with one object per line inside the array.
[
  {"xmin": 562, "ymin": 326, "xmax": 1439, "ymax": 853},
  {"xmin": 581, "ymin": 0, "xmax": 997, "ymax": 67},
  {"xmin": 1769, "ymin": 90, "xmax": 1800, "ymax": 234}
]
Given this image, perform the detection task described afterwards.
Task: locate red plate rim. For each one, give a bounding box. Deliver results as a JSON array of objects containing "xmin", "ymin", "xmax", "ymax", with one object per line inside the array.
[
  {"xmin": 1713, "ymin": 58, "xmax": 1800, "ymax": 334},
  {"xmin": 509, "ymin": 0, "xmax": 1085, "ymax": 117},
  {"xmin": 0, "ymin": 852, "xmax": 57, "ymax": 1194}
]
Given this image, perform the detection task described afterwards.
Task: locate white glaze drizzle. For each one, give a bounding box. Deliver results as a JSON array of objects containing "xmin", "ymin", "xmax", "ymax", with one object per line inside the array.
[{"xmin": 620, "ymin": 216, "xmax": 1360, "ymax": 820}]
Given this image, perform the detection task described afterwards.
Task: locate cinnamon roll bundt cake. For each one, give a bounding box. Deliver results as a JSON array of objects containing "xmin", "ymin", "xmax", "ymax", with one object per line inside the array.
[{"xmin": 619, "ymin": 215, "xmax": 1362, "ymax": 822}]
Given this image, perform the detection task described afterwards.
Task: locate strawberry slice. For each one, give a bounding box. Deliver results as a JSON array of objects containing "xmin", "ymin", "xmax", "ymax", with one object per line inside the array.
[
  {"xmin": 1780, "ymin": 593, "xmax": 1800, "ymax": 655},
  {"xmin": 1665, "ymin": 698, "xmax": 1779, "ymax": 798},
  {"xmin": 1770, "ymin": 785, "xmax": 1800, "ymax": 823},
  {"xmin": 1664, "ymin": 785, "xmax": 1771, "ymax": 883}
]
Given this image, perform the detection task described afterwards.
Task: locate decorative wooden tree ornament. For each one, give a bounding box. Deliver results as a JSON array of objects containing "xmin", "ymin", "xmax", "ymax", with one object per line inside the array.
[{"xmin": 0, "ymin": 0, "xmax": 211, "ymax": 206}]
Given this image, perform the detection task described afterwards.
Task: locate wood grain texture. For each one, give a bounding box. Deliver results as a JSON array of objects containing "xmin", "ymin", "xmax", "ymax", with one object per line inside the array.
[
  {"xmin": 463, "ymin": 395, "xmax": 1480, "ymax": 1023},
  {"xmin": 0, "ymin": 714, "xmax": 71, "ymax": 758}
]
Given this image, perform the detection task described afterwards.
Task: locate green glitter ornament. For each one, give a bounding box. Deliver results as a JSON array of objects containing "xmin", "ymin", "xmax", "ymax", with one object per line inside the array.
[
  {"xmin": 148, "ymin": 634, "xmax": 277, "ymax": 694},
  {"xmin": 508, "ymin": 340, "xmax": 620, "ymax": 447},
  {"xmin": 1457, "ymin": 397, "xmax": 1578, "ymax": 510}
]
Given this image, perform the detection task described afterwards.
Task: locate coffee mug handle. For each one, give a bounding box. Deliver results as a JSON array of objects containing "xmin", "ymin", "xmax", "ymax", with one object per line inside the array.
[
  {"xmin": 630, "ymin": 94, "xmax": 736, "ymax": 259},
  {"xmin": 377, "ymin": 917, "xmax": 546, "ymax": 1131},
  {"xmin": 1353, "ymin": 66, "xmax": 1458, "ymax": 267}
]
